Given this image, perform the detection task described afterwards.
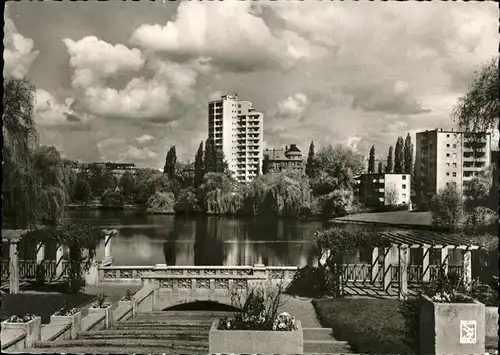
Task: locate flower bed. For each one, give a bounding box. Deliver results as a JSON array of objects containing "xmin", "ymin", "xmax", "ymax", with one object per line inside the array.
[
  {"xmin": 88, "ymin": 294, "xmax": 112, "ymax": 329},
  {"xmin": 1, "ymin": 314, "xmax": 41, "ymax": 348},
  {"xmin": 420, "ymin": 294, "xmax": 485, "ymax": 355},
  {"xmin": 50, "ymin": 305, "xmax": 81, "ymax": 340},
  {"xmin": 118, "ymin": 289, "xmax": 137, "ymax": 318}
]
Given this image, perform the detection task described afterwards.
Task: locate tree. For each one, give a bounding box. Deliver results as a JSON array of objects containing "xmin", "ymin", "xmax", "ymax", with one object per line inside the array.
[
  {"xmin": 101, "ymin": 188, "xmax": 125, "ymax": 209},
  {"xmin": 404, "ymin": 133, "xmax": 413, "ymax": 175},
  {"xmin": 311, "ymin": 144, "xmax": 365, "ymax": 196},
  {"xmin": 368, "ymin": 145, "xmax": 376, "ymax": 173},
  {"xmin": 2, "ymin": 78, "xmax": 40, "ymax": 228},
  {"xmin": 430, "ymin": 184, "xmax": 466, "ymax": 232},
  {"xmin": 385, "ymin": 183, "xmax": 399, "ymax": 206},
  {"xmin": 377, "ymin": 161, "xmax": 383, "ymax": 174},
  {"xmin": 215, "ymin": 149, "xmax": 229, "ymax": 174},
  {"xmin": 453, "ymin": 57, "xmax": 499, "ymax": 133},
  {"xmin": 163, "ymin": 146, "xmax": 177, "ymax": 179},
  {"xmin": 305, "ymin": 141, "xmax": 316, "ymax": 178},
  {"xmin": 194, "ymin": 141, "xmax": 204, "ymax": 188},
  {"xmin": 394, "ymin": 137, "xmax": 404, "ymax": 173},
  {"xmin": 118, "ymin": 171, "xmax": 136, "ymax": 202},
  {"xmin": 173, "ymin": 162, "xmax": 195, "ymax": 192},
  {"xmin": 87, "ymin": 164, "xmax": 117, "ymax": 197},
  {"xmin": 262, "ymin": 155, "xmax": 270, "ymax": 174},
  {"xmin": 146, "ymin": 191, "xmax": 175, "ymax": 214},
  {"xmin": 73, "ymin": 178, "xmax": 92, "ymax": 205},
  {"xmin": 385, "ymin": 146, "xmax": 394, "ymax": 173},
  {"xmin": 204, "ymin": 138, "xmax": 216, "ymax": 174}
]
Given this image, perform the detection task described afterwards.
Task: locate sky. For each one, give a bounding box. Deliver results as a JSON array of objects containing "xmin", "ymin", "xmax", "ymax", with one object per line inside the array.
[{"xmin": 4, "ymin": 1, "xmax": 499, "ymax": 169}]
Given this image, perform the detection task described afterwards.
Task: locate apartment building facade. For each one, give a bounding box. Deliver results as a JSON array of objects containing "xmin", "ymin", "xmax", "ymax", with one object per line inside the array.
[
  {"xmin": 262, "ymin": 144, "xmax": 304, "ymax": 174},
  {"xmin": 208, "ymin": 94, "xmax": 263, "ymax": 183},
  {"xmin": 415, "ymin": 129, "xmax": 491, "ymax": 200},
  {"xmin": 358, "ymin": 173, "xmax": 411, "ymax": 206}
]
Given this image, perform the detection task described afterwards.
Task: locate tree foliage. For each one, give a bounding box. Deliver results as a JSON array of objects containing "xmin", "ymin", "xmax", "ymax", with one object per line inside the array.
[
  {"xmin": 394, "ymin": 137, "xmax": 404, "ymax": 174},
  {"xmin": 305, "ymin": 141, "xmax": 316, "ymax": 178},
  {"xmin": 404, "ymin": 134, "xmax": 413, "ymax": 175},
  {"xmin": 377, "ymin": 161, "xmax": 383, "ymax": 174},
  {"xmin": 430, "ymin": 184, "xmax": 465, "ymax": 232},
  {"xmin": 385, "ymin": 146, "xmax": 393, "ymax": 173},
  {"xmin": 368, "ymin": 145, "xmax": 376, "ymax": 173},
  {"xmin": 453, "ymin": 57, "xmax": 499, "ymax": 133},
  {"xmin": 204, "ymin": 138, "xmax": 216, "ymax": 174},
  {"xmin": 194, "ymin": 141, "xmax": 204, "ymax": 188},
  {"xmin": 163, "ymin": 146, "xmax": 177, "ymax": 179}
]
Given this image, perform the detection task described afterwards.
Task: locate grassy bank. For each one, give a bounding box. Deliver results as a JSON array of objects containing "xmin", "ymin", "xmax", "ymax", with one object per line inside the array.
[{"xmin": 312, "ymin": 298, "xmax": 415, "ymax": 354}]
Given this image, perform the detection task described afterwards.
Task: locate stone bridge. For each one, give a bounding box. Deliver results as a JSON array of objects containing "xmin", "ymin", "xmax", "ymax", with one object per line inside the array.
[{"xmin": 97, "ymin": 264, "xmax": 298, "ymax": 310}]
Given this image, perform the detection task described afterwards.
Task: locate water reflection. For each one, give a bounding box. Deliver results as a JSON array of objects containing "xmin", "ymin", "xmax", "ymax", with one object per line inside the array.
[{"xmin": 70, "ymin": 211, "xmax": 322, "ymax": 267}]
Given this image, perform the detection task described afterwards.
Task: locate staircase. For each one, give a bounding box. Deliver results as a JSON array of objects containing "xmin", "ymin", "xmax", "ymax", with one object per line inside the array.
[{"xmin": 23, "ymin": 311, "xmax": 352, "ymax": 354}]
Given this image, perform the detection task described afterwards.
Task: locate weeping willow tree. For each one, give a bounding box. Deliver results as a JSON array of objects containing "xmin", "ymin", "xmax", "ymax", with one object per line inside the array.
[
  {"xmin": 3, "ymin": 78, "xmax": 102, "ymax": 292},
  {"xmin": 242, "ymin": 171, "xmax": 314, "ymax": 218},
  {"xmin": 199, "ymin": 172, "xmax": 236, "ymax": 214},
  {"xmin": 3, "ymin": 79, "xmax": 40, "ymax": 228}
]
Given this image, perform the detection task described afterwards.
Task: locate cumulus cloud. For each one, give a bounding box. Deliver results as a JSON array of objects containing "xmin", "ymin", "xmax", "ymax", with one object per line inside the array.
[
  {"xmin": 119, "ymin": 146, "xmax": 158, "ymax": 161},
  {"xmin": 4, "ymin": 18, "xmax": 39, "ymax": 78},
  {"xmin": 130, "ymin": 1, "xmax": 311, "ymax": 72},
  {"xmin": 136, "ymin": 134, "xmax": 155, "ymax": 143},
  {"xmin": 63, "ymin": 36, "xmax": 144, "ymax": 88},
  {"xmin": 274, "ymin": 93, "xmax": 308, "ymax": 120},
  {"xmin": 34, "ymin": 89, "xmax": 92, "ymax": 128}
]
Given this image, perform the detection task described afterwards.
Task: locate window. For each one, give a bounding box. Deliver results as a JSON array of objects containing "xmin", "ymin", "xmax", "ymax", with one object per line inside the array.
[
  {"xmin": 446, "ymin": 144, "xmax": 450, "ymax": 148},
  {"xmin": 453, "ymin": 144, "xmax": 457, "ymax": 148},
  {"xmin": 452, "ymin": 172, "xmax": 457, "ymax": 177},
  {"xmin": 452, "ymin": 163, "xmax": 457, "ymax": 168},
  {"xmin": 446, "ymin": 153, "xmax": 450, "ymax": 157},
  {"xmin": 446, "ymin": 172, "xmax": 450, "ymax": 176},
  {"xmin": 446, "ymin": 163, "xmax": 450, "ymax": 167},
  {"xmin": 446, "ymin": 182, "xmax": 450, "ymax": 186},
  {"xmin": 402, "ymin": 184, "xmax": 407, "ymax": 189},
  {"xmin": 447, "ymin": 134, "xmax": 450, "ymax": 138},
  {"xmin": 402, "ymin": 175, "xmax": 406, "ymax": 180},
  {"xmin": 452, "ymin": 153, "xmax": 457, "ymax": 158},
  {"xmin": 402, "ymin": 193, "xmax": 407, "ymax": 198}
]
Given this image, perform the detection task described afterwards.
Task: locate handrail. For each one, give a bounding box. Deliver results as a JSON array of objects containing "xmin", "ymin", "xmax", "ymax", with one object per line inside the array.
[{"xmin": 1, "ymin": 330, "xmax": 26, "ymax": 350}]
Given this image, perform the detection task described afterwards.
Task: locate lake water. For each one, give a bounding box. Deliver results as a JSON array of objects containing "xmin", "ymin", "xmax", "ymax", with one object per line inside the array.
[{"xmin": 71, "ymin": 210, "xmax": 325, "ymax": 267}]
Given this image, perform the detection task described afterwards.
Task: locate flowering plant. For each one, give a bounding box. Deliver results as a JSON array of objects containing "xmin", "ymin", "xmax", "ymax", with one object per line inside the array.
[
  {"xmin": 5, "ymin": 314, "xmax": 37, "ymax": 323},
  {"xmin": 431, "ymin": 291, "xmax": 473, "ymax": 304},
  {"xmin": 273, "ymin": 312, "xmax": 297, "ymax": 331},
  {"xmin": 120, "ymin": 289, "xmax": 134, "ymax": 301},
  {"xmin": 54, "ymin": 302, "xmax": 80, "ymax": 316},
  {"xmin": 92, "ymin": 293, "xmax": 110, "ymax": 308}
]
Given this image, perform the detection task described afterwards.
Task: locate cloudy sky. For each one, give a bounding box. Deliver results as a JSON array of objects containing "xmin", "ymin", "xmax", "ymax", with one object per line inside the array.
[{"xmin": 5, "ymin": 1, "xmax": 498, "ymax": 168}]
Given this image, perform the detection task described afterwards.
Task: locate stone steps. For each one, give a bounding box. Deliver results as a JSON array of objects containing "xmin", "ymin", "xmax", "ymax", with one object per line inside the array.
[
  {"xmin": 79, "ymin": 329, "xmax": 209, "ymax": 340},
  {"xmin": 19, "ymin": 346, "xmax": 206, "ymax": 354},
  {"xmin": 35, "ymin": 338, "xmax": 208, "ymax": 350},
  {"xmin": 304, "ymin": 340, "xmax": 352, "ymax": 354},
  {"xmin": 118, "ymin": 319, "xmax": 214, "ymax": 326}
]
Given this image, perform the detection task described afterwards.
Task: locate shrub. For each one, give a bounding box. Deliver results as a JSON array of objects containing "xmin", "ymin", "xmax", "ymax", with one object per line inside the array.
[
  {"xmin": 34, "ymin": 264, "xmax": 46, "ymax": 286},
  {"xmin": 5, "ymin": 314, "xmax": 37, "ymax": 323},
  {"xmin": 285, "ymin": 265, "xmax": 326, "ymax": 297},
  {"xmin": 120, "ymin": 289, "xmax": 134, "ymax": 301},
  {"xmin": 54, "ymin": 301, "xmax": 80, "ymax": 316},
  {"xmin": 93, "ymin": 293, "xmax": 110, "ymax": 308}
]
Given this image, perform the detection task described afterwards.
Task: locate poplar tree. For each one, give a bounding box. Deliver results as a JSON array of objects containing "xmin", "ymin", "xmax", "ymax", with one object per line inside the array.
[
  {"xmin": 194, "ymin": 141, "xmax": 204, "ymax": 188},
  {"xmin": 377, "ymin": 161, "xmax": 383, "ymax": 174},
  {"xmin": 394, "ymin": 137, "xmax": 404, "ymax": 173},
  {"xmin": 204, "ymin": 138, "xmax": 216, "ymax": 173},
  {"xmin": 306, "ymin": 141, "xmax": 316, "ymax": 178},
  {"xmin": 404, "ymin": 133, "xmax": 413, "ymax": 175},
  {"xmin": 385, "ymin": 146, "xmax": 394, "ymax": 173},
  {"xmin": 368, "ymin": 145, "xmax": 376, "ymax": 173},
  {"xmin": 163, "ymin": 146, "xmax": 177, "ymax": 178}
]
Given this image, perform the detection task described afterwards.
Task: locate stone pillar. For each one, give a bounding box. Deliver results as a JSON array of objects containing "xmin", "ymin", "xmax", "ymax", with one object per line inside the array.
[
  {"xmin": 9, "ymin": 239, "xmax": 20, "ymax": 294},
  {"xmin": 383, "ymin": 247, "xmax": 392, "ymax": 291},
  {"xmin": 422, "ymin": 247, "xmax": 430, "ymax": 282},
  {"xmin": 36, "ymin": 242, "xmax": 45, "ymax": 265},
  {"xmin": 371, "ymin": 247, "xmax": 379, "ymax": 284},
  {"xmin": 102, "ymin": 230, "xmax": 115, "ymax": 265},
  {"xmin": 463, "ymin": 250, "xmax": 472, "ymax": 290},
  {"xmin": 55, "ymin": 244, "xmax": 66, "ymax": 280},
  {"xmin": 440, "ymin": 247, "xmax": 449, "ymax": 275},
  {"xmin": 398, "ymin": 246, "xmax": 409, "ymax": 300}
]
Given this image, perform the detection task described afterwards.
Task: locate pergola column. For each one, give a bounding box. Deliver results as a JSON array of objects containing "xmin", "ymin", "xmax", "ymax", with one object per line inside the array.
[
  {"xmin": 383, "ymin": 247, "xmax": 392, "ymax": 291},
  {"xmin": 463, "ymin": 249, "xmax": 472, "ymax": 289},
  {"xmin": 421, "ymin": 247, "xmax": 430, "ymax": 282},
  {"xmin": 9, "ymin": 239, "xmax": 20, "ymax": 294},
  {"xmin": 398, "ymin": 246, "xmax": 409, "ymax": 300},
  {"xmin": 102, "ymin": 229, "xmax": 115, "ymax": 265},
  {"xmin": 371, "ymin": 247, "xmax": 379, "ymax": 284},
  {"xmin": 55, "ymin": 244, "xmax": 66, "ymax": 280},
  {"xmin": 440, "ymin": 247, "xmax": 449, "ymax": 275},
  {"xmin": 36, "ymin": 242, "xmax": 45, "ymax": 265}
]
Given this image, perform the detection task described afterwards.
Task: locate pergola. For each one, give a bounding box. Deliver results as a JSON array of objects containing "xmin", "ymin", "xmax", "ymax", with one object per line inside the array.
[{"xmin": 366, "ymin": 229, "xmax": 480, "ymax": 299}]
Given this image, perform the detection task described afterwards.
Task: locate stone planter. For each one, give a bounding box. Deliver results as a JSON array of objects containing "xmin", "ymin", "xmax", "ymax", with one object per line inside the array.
[
  {"xmin": 209, "ymin": 320, "xmax": 303, "ymax": 354},
  {"xmin": 89, "ymin": 305, "xmax": 113, "ymax": 329},
  {"xmin": 118, "ymin": 299, "xmax": 137, "ymax": 317},
  {"xmin": 485, "ymin": 306, "xmax": 499, "ymax": 340},
  {"xmin": 419, "ymin": 294, "xmax": 485, "ymax": 355},
  {"xmin": 50, "ymin": 311, "xmax": 82, "ymax": 339},
  {"xmin": 1, "ymin": 316, "xmax": 41, "ymax": 348}
]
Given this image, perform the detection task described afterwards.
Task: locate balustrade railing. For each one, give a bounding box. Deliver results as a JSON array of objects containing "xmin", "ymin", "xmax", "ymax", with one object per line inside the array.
[
  {"xmin": 448, "ymin": 265, "xmax": 464, "ymax": 280},
  {"xmin": 408, "ymin": 265, "xmax": 422, "ymax": 283},
  {"xmin": 342, "ymin": 264, "xmax": 373, "ymax": 282},
  {"xmin": 1, "ymin": 260, "xmax": 67, "ymax": 281}
]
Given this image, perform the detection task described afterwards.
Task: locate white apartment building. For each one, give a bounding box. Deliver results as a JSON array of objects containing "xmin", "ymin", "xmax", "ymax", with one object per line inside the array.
[
  {"xmin": 358, "ymin": 173, "xmax": 411, "ymax": 206},
  {"xmin": 208, "ymin": 94, "xmax": 263, "ymax": 183},
  {"xmin": 415, "ymin": 128, "xmax": 491, "ymax": 199}
]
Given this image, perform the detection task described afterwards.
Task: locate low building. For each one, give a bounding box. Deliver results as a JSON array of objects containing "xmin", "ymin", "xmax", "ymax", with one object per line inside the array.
[
  {"xmin": 358, "ymin": 173, "xmax": 411, "ymax": 206},
  {"xmin": 64, "ymin": 161, "xmax": 138, "ymax": 178},
  {"xmin": 262, "ymin": 144, "xmax": 304, "ymax": 174}
]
